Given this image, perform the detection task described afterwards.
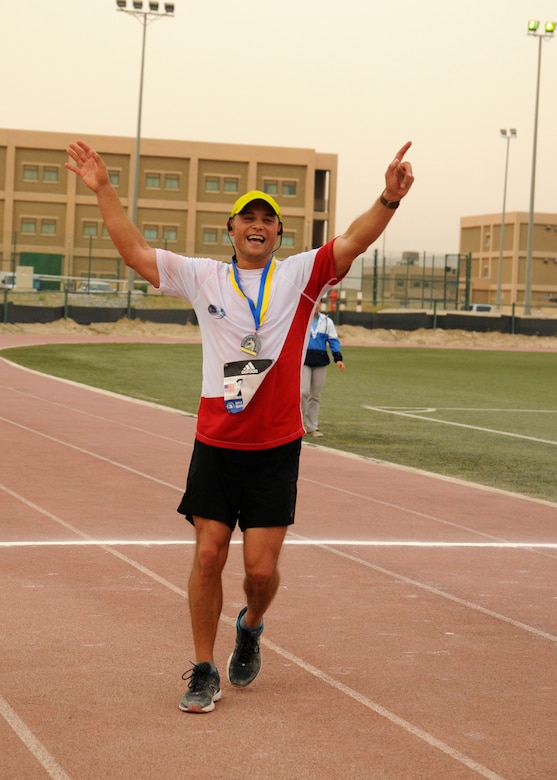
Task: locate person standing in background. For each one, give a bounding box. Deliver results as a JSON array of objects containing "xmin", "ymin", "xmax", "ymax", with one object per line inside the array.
[{"xmin": 302, "ymin": 305, "xmax": 345, "ymax": 438}]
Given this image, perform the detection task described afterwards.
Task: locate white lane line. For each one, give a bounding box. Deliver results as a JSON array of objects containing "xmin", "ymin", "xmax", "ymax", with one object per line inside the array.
[
  {"xmin": 288, "ymin": 532, "xmax": 557, "ymax": 644},
  {"xmin": 0, "ymin": 418, "xmax": 183, "ymax": 492},
  {"xmin": 0, "ymin": 694, "xmax": 72, "ymax": 780},
  {"xmin": 373, "ymin": 406, "xmax": 557, "ymax": 413},
  {"xmin": 1, "ymin": 540, "xmax": 557, "ymax": 549},
  {"xmin": 362, "ymin": 405, "xmax": 557, "ymax": 445},
  {"xmin": 259, "ymin": 638, "xmax": 506, "ymax": 780},
  {"xmin": 0, "ymin": 378, "xmax": 195, "ymax": 444}
]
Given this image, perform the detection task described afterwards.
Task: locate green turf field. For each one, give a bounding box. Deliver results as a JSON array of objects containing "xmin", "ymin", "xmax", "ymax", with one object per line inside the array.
[{"xmin": 3, "ymin": 342, "xmax": 556, "ymax": 502}]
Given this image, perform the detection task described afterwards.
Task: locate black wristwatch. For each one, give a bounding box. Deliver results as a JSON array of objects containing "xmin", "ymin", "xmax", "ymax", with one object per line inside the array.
[{"xmin": 379, "ymin": 193, "xmax": 400, "ymax": 209}]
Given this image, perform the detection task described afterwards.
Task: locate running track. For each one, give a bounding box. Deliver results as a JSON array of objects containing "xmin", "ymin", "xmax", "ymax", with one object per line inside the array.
[{"xmin": 1, "ymin": 333, "xmax": 556, "ymax": 780}]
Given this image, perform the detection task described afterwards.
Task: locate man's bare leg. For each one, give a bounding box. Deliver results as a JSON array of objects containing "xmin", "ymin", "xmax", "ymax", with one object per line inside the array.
[
  {"xmin": 227, "ymin": 526, "xmax": 288, "ymax": 686},
  {"xmin": 188, "ymin": 517, "xmax": 232, "ymax": 662}
]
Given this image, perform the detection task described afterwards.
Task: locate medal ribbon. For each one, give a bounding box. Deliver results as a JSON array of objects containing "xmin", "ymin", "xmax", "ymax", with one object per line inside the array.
[{"xmin": 230, "ymin": 255, "xmax": 276, "ymax": 331}]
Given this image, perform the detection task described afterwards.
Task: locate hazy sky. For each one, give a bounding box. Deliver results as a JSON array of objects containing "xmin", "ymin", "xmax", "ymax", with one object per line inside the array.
[{"xmin": 2, "ymin": 0, "xmax": 556, "ymax": 257}]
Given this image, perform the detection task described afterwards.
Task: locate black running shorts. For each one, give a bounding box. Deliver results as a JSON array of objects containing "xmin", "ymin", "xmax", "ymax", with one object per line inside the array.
[{"xmin": 178, "ymin": 438, "xmax": 302, "ymax": 532}]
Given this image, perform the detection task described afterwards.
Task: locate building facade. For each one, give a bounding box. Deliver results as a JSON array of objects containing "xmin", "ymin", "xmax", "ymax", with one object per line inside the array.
[
  {"xmin": 0, "ymin": 128, "xmax": 337, "ymax": 285},
  {"xmin": 460, "ymin": 212, "xmax": 557, "ymax": 307}
]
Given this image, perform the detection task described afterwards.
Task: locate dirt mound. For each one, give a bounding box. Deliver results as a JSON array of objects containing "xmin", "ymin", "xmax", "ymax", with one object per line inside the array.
[{"xmin": 1, "ymin": 319, "xmax": 556, "ymax": 351}]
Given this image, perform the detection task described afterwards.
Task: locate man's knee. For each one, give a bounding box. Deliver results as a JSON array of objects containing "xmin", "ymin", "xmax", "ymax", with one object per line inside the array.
[
  {"xmin": 195, "ymin": 544, "xmax": 228, "ymax": 579},
  {"xmin": 193, "ymin": 518, "xmax": 231, "ymax": 579},
  {"xmin": 244, "ymin": 561, "xmax": 277, "ymax": 590}
]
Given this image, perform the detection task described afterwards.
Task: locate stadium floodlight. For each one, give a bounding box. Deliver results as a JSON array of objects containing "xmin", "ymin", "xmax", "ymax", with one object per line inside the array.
[
  {"xmin": 115, "ymin": 0, "xmax": 175, "ymax": 290},
  {"xmin": 496, "ymin": 128, "xmax": 517, "ymax": 310},
  {"xmin": 524, "ymin": 19, "xmax": 555, "ymax": 314}
]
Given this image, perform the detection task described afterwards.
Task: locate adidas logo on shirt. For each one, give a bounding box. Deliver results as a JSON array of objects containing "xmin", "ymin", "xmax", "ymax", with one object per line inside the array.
[{"xmin": 241, "ymin": 362, "xmax": 259, "ymax": 375}]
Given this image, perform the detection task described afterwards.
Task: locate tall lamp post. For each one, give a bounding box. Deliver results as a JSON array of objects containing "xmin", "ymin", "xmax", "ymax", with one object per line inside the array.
[
  {"xmin": 496, "ymin": 128, "xmax": 516, "ymax": 310},
  {"xmin": 116, "ymin": 0, "xmax": 175, "ymax": 289},
  {"xmin": 524, "ymin": 19, "xmax": 555, "ymax": 314}
]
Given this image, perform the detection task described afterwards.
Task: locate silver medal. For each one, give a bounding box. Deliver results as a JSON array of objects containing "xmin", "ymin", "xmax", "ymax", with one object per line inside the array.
[{"xmin": 240, "ymin": 333, "xmax": 261, "ymax": 356}]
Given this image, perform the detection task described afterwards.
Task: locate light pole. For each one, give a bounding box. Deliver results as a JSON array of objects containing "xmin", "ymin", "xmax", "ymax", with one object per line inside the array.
[
  {"xmin": 116, "ymin": 0, "xmax": 175, "ymax": 289},
  {"xmin": 496, "ymin": 128, "xmax": 516, "ymax": 310},
  {"xmin": 524, "ymin": 19, "xmax": 555, "ymax": 314}
]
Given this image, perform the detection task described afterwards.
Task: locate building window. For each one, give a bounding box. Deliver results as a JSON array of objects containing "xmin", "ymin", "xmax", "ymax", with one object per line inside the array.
[
  {"xmin": 43, "ymin": 167, "xmax": 59, "ymax": 182},
  {"xmin": 223, "ymin": 177, "xmax": 239, "ymax": 193},
  {"xmin": 144, "ymin": 225, "xmax": 158, "ymax": 241},
  {"xmin": 165, "ymin": 174, "xmax": 180, "ymax": 190},
  {"xmin": 163, "ymin": 226, "xmax": 178, "ymax": 242},
  {"xmin": 23, "ymin": 165, "xmax": 39, "ymax": 181},
  {"xmin": 41, "ymin": 219, "xmax": 56, "ymax": 235},
  {"xmin": 282, "ymin": 181, "xmax": 296, "ymax": 197},
  {"xmin": 484, "ymin": 234, "xmax": 491, "ymax": 248},
  {"xmin": 203, "ymin": 228, "xmax": 218, "ymax": 243},
  {"xmin": 83, "ymin": 222, "xmax": 98, "ymax": 237},
  {"xmin": 205, "ymin": 177, "xmax": 220, "ymax": 192},
  {"xmin": 102, "ymin": 225, "xmax": 111, "ymax": 238},
  {"xmin": 108, "ymin": 170, "xmax": 120, "ymax": 186},
  {"xmin": 281, "ymin": 232, "xmax": 295, "ymax": 248},
  {"xmin": 221, "ymin": 229, "xmax": 231, "ymax": 245},
  {"xmin": 264, "ymin": 180, "xmax": 279, "ymax": 195},
  {"xmin": 21, "ymin": 218, "xmax": 37, "ymax": 234},
  {"xmin": 145, "ymin": 173, "xmax": 161, "ymax": 189}
]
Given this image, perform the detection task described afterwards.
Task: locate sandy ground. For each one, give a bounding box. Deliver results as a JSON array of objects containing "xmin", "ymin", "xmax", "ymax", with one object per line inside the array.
[{"xmin": 1, "ymin": 318, "xmax": 557, "ymax": 351}]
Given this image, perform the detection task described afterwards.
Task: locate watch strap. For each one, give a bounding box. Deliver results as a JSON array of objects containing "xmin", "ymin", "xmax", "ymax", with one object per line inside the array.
[{"xmin": 379, "ymin": 193, "xmax": 400, "ymax": 209}]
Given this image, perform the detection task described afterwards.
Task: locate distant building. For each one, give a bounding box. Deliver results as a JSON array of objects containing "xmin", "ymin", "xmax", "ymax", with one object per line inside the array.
[
  {"xmin": 0, "ymin": 128, "xmax": 337, "ymax": 283},
  {"xmin": 460, "ymin": 212, "xmax": 557, "ymax": 307}
]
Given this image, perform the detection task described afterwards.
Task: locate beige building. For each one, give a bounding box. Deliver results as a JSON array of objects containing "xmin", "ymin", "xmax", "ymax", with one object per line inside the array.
[
  {"xmin": 460, "ymin": 212, "xmax": 557, "ymax": 307},
  {"xmin": 0, "ymin": 128, "xmax": 337, "ymax": 285}
]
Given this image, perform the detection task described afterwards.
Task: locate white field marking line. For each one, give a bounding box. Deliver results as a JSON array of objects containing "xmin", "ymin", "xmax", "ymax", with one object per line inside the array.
[
  {"xmin": 288, "ymin": 531, "xmax": 557, "ymax": 644},
  {"xmin": 375, "ymin": 406, "xmax": 557, "ymax": 413},
  {"xmin": 0, "ymin": 694, "xmax": 72, "ymax": 780},
  {"xmin": 0, "ymin": 489, "xmax": 506, "ymax": 780},
  {"xmin": 0, "ymin": 418, "xmax": 183, "ymax": 492},
  {"xmin": 362, "ymin": 405, "xmax": 557, "ymax": 445},
  {"xmin": 2, "ymin": 540, "xmax": 557, "ymax": 549}
]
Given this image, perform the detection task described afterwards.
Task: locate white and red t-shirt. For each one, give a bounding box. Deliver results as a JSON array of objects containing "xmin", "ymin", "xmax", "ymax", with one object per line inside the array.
[{"xmin": 156, "ymin": 240, "xmax": 342, "ymax": 450}]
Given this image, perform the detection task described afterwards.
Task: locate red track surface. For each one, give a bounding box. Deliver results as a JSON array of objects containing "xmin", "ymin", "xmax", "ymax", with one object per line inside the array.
[{"xmin": 1, "ymin": 333, "xmax": 556, "ymax": 779}]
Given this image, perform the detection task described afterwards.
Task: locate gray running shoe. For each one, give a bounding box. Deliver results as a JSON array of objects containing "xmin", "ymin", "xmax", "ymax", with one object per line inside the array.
[
  {"xmin": 227, "ymin": 607, "xmax": 263, "ymax": 687},
  {"xmin": 179, "ymin": 663, "xmax": 222, "ymax": 713}
]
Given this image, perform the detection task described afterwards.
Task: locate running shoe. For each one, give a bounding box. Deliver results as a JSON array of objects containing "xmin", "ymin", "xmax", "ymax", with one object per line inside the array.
[
  {"xmin": 179, "ymin": 663, "xmax": 222, "ymax": 713},
  {"xmin": 227, "ymin": 607, "xmax": 263, "ymax": 687}
]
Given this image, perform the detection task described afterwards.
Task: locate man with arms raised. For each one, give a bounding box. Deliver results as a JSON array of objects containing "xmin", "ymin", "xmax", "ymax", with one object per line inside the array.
[{"xmin": 65, "ymin": 140, "xmax": 414, "ymax": 713}]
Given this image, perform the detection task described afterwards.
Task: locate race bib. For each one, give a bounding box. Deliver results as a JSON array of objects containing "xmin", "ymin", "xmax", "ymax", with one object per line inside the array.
[{"xmin": 224, "ymin": 359, "xmax": 273, "ymax": 414}]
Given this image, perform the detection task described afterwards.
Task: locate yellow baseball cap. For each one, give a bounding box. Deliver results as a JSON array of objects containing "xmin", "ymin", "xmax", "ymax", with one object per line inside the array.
[{"xmin": 229, "ymin": 190, "xmax": 282, "ymax": 222}]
